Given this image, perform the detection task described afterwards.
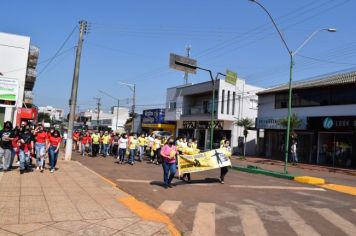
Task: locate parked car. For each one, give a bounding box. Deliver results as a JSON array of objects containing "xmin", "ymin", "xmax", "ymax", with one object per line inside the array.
[{"xmin": 152, "ymin": 131, "xmax": 172, "ymax": 139}]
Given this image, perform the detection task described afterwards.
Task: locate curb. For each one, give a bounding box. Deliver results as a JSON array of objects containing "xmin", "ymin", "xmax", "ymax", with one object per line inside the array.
[
  {"xmin": 321, "ymin": 184, "xmax": 356, "ymax": 196},
  {"xmin": 231, "ymin": 165, "xmax": 295, "ymax": 180},
  {"xmin": 74, "ymin": 161, "xmax": 181, "ymax": 236},
  {"xmin": 294, "ymin": 176, "xmax": 325, "ymax": 185}
]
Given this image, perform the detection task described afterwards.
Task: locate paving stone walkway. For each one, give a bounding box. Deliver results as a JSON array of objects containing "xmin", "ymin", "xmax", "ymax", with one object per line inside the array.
[{"xmin": 0, "ymin": 161, "xmax": 170, "ymax": 236}]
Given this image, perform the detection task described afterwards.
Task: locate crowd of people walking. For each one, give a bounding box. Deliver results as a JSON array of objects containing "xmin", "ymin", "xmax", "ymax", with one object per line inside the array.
[
  {"xmin": 70, "ymin": 129, "xmax": 232, "ymax": 188},
  {"xmin": 0, "ymin": 121, "xmax": 62, "ymax": 174},
  {"xmin": 1, "ymin": 121, "xmax": 232, "ymax": 188}
]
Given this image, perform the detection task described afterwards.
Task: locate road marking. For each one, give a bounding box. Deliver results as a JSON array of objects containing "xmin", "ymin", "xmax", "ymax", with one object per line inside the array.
[
  {"xmin": 158, "ymin": 200, "xmax": 181, "ymax": 215},
  {"xmin": 230, "ymin": 185, "xmax": 326, "ymax": 191},
  {"xmin": 321, "ymin": 184, "xmax": 356, "ymax": 196},
  {"xmin": 276, "ymin": 206, "xmax": 321, "ymax": 236},
  {"xmin": 238, "ymin": 205, "xmax": 268, "ymax": 236},
  {"xmin": 191, "ymin": 203, "xmax": 215, "ymax": 236},
  {"xmin": 116, "ymin": 179, "xmax": 151, "ymax": 183},
  {"xmin": 313, "ymin": 208, "xmax": 356, "ymax": 236}
]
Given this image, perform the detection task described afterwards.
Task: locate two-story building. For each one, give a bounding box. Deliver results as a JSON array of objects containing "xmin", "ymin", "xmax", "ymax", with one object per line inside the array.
[
  {"xmin": 165, "ymin": 79, "xmax": 263, "ymax": 154},
  {"xmin": 256, "ymin": 69, "xmax": 356, "ymax": 169}
]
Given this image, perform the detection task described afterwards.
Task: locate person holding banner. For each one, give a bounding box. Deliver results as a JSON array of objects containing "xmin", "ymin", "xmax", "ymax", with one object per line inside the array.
[
  {"xmin": 160, "ymin": 138, "xmax": 177, "ymax": 189},
  {"xmin": 220, "ymin": 140, "xmax": 231, "ymax": 184}
]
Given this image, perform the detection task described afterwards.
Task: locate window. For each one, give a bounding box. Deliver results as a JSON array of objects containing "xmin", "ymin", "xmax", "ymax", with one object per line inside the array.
[
  {"xmin": 274, "ymin": 85, "xmax": 356, "ymax": 109},
  {"xmin": 221, "ymin": 90, "xmax": 225, "ymax": 114},
  {"xmin": 169, "ymin": 102, "xmax": 176, "ymax": 110},
  {"xmin": 249, "ymin": 99, "xmax": 258, "ymax": 109},
  {"xmin": 232, "ymin": 92, "xmax": 236, "ymax": 115},
  {"xmin": 227, "ymin": 91, "xmax": 230, "ymax": 114}
]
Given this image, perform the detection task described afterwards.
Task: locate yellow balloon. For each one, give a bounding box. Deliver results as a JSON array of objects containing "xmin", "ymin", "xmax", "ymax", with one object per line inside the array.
[{"xmin": 169, "ymin": 150, "xmax": 176, "ymax": 158}]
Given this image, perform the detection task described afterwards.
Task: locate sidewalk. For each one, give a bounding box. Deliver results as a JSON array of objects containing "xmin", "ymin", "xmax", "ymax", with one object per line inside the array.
[
  {"xmin": 232, "ymin": 156, "xmax": 356, "ymax": 187},
  {"xmin": 0, "ymin": 160, "xmax": 174, "ymax": 236}
]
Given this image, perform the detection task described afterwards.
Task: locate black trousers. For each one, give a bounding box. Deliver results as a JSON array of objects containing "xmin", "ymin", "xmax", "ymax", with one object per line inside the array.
[
  {"xmin": 92, "ymin": 144, "xmax": 99, "ymax": 156},
  {"xmin": 220, "ymin": 167, "xmax": 228, "ymax": 181}
]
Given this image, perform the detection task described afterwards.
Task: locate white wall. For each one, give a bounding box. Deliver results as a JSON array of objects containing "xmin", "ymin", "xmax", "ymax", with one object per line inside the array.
[{"xmin": 0, "ymin": 32, "xmax": 30, "ymax": 123}]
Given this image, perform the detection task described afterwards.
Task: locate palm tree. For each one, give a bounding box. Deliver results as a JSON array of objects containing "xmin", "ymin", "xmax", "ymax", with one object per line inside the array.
[
  {"xmin": 234, "ymin": 118, "xmax": 254, "ymax": 158},
  {"xmin": 277, "ymin": 113, "xmax": 303, "ymax": 140}
]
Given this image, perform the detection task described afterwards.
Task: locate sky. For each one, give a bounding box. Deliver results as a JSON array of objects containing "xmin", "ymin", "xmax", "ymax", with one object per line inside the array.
[{"xmin": 2, "ymin": 0, "xmax": 356, "ymax": 113}]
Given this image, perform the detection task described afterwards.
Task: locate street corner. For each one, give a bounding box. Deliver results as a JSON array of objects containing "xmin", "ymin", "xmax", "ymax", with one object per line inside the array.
[{"xmin": 294, "ymin": 176, "xmax": 325, "ymax": 185}]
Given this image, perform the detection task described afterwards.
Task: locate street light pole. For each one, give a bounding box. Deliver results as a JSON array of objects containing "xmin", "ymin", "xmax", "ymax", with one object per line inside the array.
[
  {"xmin": 249, "ymin": 0, "xmax": 336, "ymax": 173},
  {"xmin": 98, "ymin": 90, "xmax": 123, "ymax": 131},
  {"xmin": 118, "ymin": 82, "xmax": 136, "ymax": 132}
]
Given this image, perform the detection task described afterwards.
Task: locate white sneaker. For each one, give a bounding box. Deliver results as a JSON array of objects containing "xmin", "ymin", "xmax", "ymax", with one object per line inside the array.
[
  {"xmin": 36, "ymin": 167, "xmax": 40, "ymax": 171},
  {"xmin": 50, "ymin": 169, "xmax": 54, "ymax": 173}
]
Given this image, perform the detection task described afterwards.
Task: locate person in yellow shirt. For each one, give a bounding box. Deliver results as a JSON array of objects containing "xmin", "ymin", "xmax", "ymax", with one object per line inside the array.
[
  {"xmin": 128, "ymin": 133, "xmax": 138, "ymax": 165},
  {"xmin": 220, "ymin": 139, "xmax": 231, "ymax": 184},
  {"xmin": 91, "ymin": 131, "xmax": 100, "ymax": 157},
  {"xmin": 137, "ymin": 133, "xmax": 146, "ymax": 162},
  {"xmin": 151, "ymin": 136, "xmax": 161, "ymax": 165},
  {"xmin": 101, "ymin": 131, "xmax": 111, "ymax": 157},
  {"xmin": 181, "ymin": 139, "xmax": 196, "ymax": 183},
  {"xmin": 220, "ymin": 136, "xmax": 227, "ymax": 149}
]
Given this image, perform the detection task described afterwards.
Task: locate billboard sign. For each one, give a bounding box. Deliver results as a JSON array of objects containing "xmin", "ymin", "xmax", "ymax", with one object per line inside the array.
[
  {"xmin": 0, "ymin": 77, "xmax": 18, "ymax": 107},
  {"xmin": 142, "ymin": 109, "xmax": 165, "ymax": 124},
  {"xmin": 225, "ymin": 70, "xmax": 237, "ymax": 85},
  {"xmin": 169, "ymin": 53, "xmax": 197, "ymax": 74}
]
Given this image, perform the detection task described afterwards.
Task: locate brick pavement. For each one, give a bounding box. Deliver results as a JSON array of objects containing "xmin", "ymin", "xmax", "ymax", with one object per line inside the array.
[{"xmin": 0, "ymin": 160, "xmax": 172, "ymax": 236}]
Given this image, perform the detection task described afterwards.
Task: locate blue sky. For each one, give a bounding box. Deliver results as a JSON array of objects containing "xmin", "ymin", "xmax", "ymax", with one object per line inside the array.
[{"xmin": 2, "ymin": 0, "xmax": 356, "ymax": 113}]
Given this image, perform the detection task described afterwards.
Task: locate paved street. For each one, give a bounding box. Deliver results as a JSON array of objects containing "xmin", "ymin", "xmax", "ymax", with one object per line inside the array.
[
  {"xmin": 73, "ymin": 152, "xmax": 356, "ymax": 236},
  {"xmin": 0, "ymin": 160, "xmax": 172, "ymax": 236}
]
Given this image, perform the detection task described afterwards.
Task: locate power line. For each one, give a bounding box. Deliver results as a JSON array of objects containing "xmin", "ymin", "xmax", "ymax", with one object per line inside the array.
[{"xmin": 37, "ymin": 25, "xmax": 78, "ymax": 77}]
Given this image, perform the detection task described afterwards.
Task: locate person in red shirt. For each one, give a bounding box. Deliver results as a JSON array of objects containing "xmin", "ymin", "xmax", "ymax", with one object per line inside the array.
[
  {"xmin": 47, "ymin": 130, "xmax": 61, "ymax": 173},
  {"xmin": 73, "ymin": 131, "xmax": 80, "ymax": 151},
  {"xmin": 80, "ymin": 132, "xmax": 91, "ymax": 157},
  {"xmin": 34, "ymin": 125, "xmax": 48, "ymax": 172}
]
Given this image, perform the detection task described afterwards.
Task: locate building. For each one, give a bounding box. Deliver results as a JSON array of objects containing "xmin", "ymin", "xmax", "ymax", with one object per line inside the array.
[
  {"xmin": 0, "ymin": 32, "xmax": 39, "ymax": 128},
  {"xmin": 256, "ymin": 69, "xmax": 356, "ymax": 169},
  {"xmin": 38, "ymin": 106, "xmax": 65, "ymax": 121},
  {"xmin": 165, "ymin": 79, "xmax": 263, "ymax": 153},
  {"xmin": 78, "ymin": 106, "xmax": 129, "ymax": 131},
  {"xmin": 141, "ymin": 108, "xmax": 176, "ymax": 135}
]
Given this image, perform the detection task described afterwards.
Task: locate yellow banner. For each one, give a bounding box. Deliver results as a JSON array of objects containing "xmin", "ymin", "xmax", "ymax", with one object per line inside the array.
[{"xmin": 178, "ymin": 149, "xmax": 231, "ymax": 175}]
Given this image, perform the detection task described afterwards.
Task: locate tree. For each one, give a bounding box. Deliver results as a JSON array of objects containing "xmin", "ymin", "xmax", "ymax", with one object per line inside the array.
[
  {"xmin": 277, "ymin": 113, "xmax": 303, "ymax": 140},
  {"xmin": 234, "ymin": 117, "xmax": 254, "ymax": 159},
  {"xmin": 37, "ymin": 112, "xmax": 51, "ymax": 123}
]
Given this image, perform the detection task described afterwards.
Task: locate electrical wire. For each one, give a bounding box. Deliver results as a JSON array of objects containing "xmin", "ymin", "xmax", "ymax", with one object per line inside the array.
[{"xmin": 37, "ymin": 25, "xmax": 78, "ymax": 77}]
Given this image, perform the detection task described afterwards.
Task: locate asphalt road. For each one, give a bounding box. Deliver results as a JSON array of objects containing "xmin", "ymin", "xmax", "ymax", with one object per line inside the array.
[{"xmin": 72, "ymin": 152, "xmax": 356, "ymax": 236}]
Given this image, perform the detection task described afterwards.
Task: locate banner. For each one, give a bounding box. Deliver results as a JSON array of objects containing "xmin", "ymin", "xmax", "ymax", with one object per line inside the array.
[
  {"xmin": 178, "ymin": 149, "xmax": 231, "ymax": 175},
  {"xmin": 0, "ymin": 78, "xmax": 18, "ymax": 107}
]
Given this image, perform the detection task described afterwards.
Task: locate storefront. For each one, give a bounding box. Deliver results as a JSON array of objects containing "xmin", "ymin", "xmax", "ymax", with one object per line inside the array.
[
  {"xmin": 178, "ymin": 120, "xmax": 231, "ymax": 150},
  {"xmin": 141, "ymin": 109, "xmax": 176, "ymax": 135},
  {"xmin": 308, "ymin": 116, "xmax": 356, "ymax": 168}
]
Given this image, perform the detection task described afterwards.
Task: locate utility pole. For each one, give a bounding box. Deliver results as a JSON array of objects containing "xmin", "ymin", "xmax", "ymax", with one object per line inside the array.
[
  {"xmin": 183, "ymin": 45, "xmax": 191, "ymax": 84},
  {"xmin": 93, "ymin": 97, "xmax": 101, "ymax": 129},
  {"xmin": 65, "ymin": 20, "xmax": 87, "ymax": 161},
  {"xmin": 132, "ymin": 84, "xmax": 136, "ymax": 132}
]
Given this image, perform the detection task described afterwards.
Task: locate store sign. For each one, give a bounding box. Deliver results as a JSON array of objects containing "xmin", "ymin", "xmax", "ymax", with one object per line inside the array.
[
  {"xmin": 0, "ymin": 78, "xmax": 18, "ymax": 107},
  {"xmin": 182, "ymin": 121, "xmax": 224, "ymax": 130},
  {"xmin": 308, "ymin": 116, "xmax": 356, "ymax": 131},
  {"xmin": 225, "ymin": 70, "xmax": 238, "ymax": 85},
  {"xmin": 142, "ymin": 109, "xmax": 165, "ymax": 124},
  {"xmin": 256, "ymin": 117, "xmax": 307, "ymax": 130}
]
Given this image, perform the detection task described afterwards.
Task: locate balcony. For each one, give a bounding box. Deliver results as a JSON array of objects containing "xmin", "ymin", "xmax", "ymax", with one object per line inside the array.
[
  {"xmin": 28, "ymin": 45, "xmax": 39, "ymax": 69},
  {"xmin": 181, "ymin": 104, "xmax": 217, "ymax": 120}
]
